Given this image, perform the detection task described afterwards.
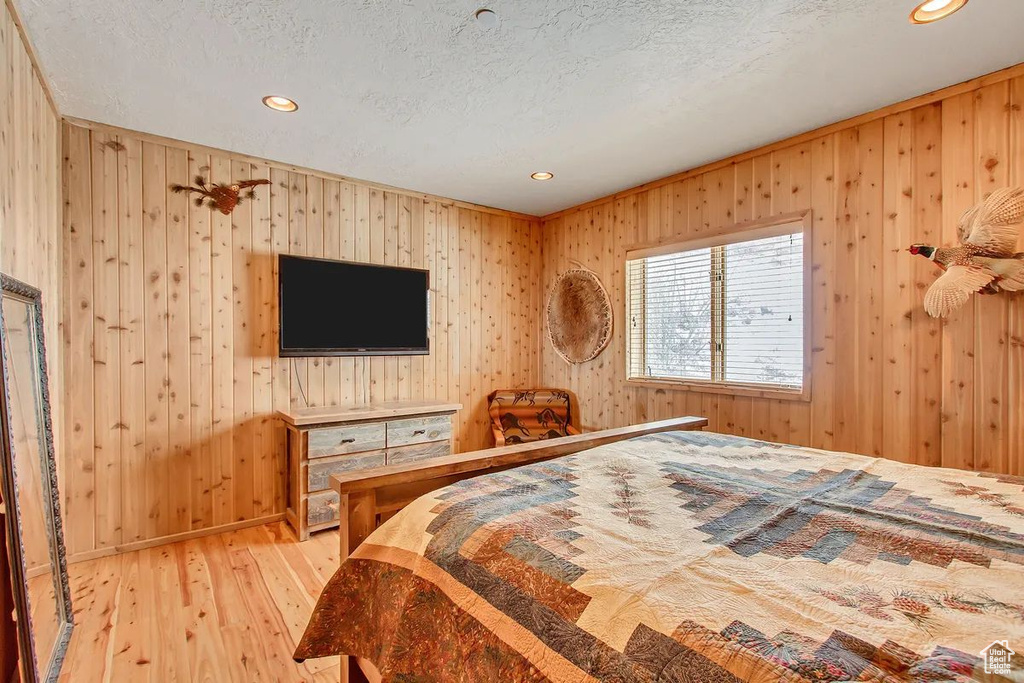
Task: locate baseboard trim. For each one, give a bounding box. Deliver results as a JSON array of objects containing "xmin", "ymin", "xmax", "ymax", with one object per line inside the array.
[{"xmin": 67, "ymin": 513, "xmax": 287, "ymax": 564}]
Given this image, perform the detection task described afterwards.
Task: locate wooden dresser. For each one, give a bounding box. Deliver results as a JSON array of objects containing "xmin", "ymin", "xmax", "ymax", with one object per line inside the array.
[{"xmin": 278, "ymin": 401, "xmax": 461, "ymax": 540}]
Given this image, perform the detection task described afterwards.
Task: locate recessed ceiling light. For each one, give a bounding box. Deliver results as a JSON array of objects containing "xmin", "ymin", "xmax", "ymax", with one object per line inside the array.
[
  {"xmin": 910, "ymin": 0, "xmax": 968, "ymax": 24},
  {"xmin": 475, "ymin": 8, "xmax": 498, "ymax": 28},
  {"xmin": 262, "ymin": 95, "xmax": 298, "ymax": 112},
  {"xmin": 531, "ymin": 171, "xmax": 554, "ymax": 181}
]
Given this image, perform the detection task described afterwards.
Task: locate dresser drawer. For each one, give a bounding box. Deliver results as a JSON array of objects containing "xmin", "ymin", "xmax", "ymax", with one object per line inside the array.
[
  {"xmin": 387, "ymin": 415, "xmax": 451, "ymax": 447},
  {"xmin": 307, "ymin": 450, "xmax": 387, "ymax": 492},
  {"xmin": 307, "ymin": 490, "xmax": 339, "ymax": 527},
  {"xmin": 387, "ymin": 441, "xmax": 451, "ymax": 465},
  {"xmin": 307, "ymin": 422, "xmax": 386, "ymax": 459}
]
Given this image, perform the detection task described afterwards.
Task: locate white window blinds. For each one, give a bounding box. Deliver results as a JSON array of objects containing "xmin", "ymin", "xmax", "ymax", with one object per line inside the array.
[{"xmin": 626, "ymin": 226, "xmax": 805, "ymax": 393}]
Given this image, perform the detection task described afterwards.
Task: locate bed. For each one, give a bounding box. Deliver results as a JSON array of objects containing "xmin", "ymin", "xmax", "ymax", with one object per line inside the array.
[{"xmin": 295, "ymin": 419, "xmax": 1024, "ymax": 682}]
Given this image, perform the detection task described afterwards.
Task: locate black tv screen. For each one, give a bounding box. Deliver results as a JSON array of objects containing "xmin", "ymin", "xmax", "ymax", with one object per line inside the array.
[{"xmin": 279, "ymin": 255, "xmax": 429, "ymax": 356}]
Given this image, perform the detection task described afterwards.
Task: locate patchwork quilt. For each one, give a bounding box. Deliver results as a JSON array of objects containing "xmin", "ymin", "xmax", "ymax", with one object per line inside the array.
[{"xmin": 295, "ymin": 431, "xmax": 1024, "ymax": 682}]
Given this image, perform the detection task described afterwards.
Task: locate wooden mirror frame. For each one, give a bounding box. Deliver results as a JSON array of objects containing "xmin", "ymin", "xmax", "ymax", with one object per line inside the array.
[{"xmin": 0, "ymin": 274, "xmax": 72, "ymax": 682}]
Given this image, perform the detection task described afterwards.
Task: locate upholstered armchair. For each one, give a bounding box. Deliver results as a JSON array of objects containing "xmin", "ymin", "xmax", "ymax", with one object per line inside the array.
[{"xmin": 486, "ymin": 389, "xmax": 582, "ymax": 447}]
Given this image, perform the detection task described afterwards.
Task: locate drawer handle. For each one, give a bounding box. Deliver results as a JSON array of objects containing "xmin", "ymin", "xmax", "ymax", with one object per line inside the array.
[
  {"xmin": 338, "ymin": 438, "xmax": 356, "ymax": 444},
  {"xmin": 413, "ymin": 429, "xmax": 426, "ymax": 436}
]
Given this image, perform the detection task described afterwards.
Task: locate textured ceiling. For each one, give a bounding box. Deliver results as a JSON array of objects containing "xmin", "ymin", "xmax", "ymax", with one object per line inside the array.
[{"xmin": 18, "ymin": 0, "xmax": 1024, "ymax": 216}]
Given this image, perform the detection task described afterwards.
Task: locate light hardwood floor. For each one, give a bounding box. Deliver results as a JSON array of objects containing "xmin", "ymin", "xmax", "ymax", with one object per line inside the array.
[{"xmin": 61, "ymin": 523, "xmax": 341, "ymax": 682}]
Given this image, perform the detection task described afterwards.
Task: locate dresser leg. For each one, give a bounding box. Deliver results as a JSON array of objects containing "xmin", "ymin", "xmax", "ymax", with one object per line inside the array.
[{"xmin": 284, "ymin": 508, "xmax": 308, "ymax": 541}]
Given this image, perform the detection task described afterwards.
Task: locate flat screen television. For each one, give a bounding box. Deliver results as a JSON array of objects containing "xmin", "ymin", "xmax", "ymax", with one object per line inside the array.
[{"xmin": 278, "ymin": 255, "xmax": 429, "ymax": 357}]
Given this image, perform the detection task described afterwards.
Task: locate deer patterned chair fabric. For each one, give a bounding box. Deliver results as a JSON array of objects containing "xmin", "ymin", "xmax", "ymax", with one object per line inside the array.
[{"xmin": 487, "ymin": 389, "xmax": 582, "ymax": 447}]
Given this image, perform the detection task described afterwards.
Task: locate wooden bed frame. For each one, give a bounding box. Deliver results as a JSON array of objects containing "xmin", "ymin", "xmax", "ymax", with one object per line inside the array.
[{"xmin": 327, "ymin": 416, "xmax": 707, "ymax": 683}]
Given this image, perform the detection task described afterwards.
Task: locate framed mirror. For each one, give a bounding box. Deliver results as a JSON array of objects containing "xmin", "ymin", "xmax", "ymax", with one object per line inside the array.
[{"xmin": 0, "ymin": 274, "xmax": 72, "ymax": 682}]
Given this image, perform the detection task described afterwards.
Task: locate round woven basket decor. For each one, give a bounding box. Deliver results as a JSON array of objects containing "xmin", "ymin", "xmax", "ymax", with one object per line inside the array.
[{"xmin": 546, "ymin": 268, "xmax": 613, "ymax": 364}]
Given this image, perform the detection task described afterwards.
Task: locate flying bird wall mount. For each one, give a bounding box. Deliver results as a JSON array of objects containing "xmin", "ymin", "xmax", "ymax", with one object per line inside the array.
[
  {"xmin": 909, "ymin": 187, "xmax": 1024, "ymax": 318},
  {"xmin": 170, "ymin": 175, "xmax": 271, "ymax": 215}
]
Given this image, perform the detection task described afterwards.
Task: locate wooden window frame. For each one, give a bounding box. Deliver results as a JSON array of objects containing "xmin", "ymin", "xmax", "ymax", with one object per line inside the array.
[{"xmin": 624, "ymin": 210, "xmax": 813, "ymax": 402}]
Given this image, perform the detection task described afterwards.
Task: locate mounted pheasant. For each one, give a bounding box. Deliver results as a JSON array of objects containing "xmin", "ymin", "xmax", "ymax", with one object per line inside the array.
[
  {"xmin": 170, "ymin": 175, "xmax": 271, "ymax": 215},
  {"xmin": 909, "ymin": 187, "xmax": 1024, "ymax": 317}
]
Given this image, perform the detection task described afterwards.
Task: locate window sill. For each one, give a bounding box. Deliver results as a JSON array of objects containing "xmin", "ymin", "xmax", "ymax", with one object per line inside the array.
[{"xmin": 625, "ymin": 377, "xmax": 810, "ymax": 402}]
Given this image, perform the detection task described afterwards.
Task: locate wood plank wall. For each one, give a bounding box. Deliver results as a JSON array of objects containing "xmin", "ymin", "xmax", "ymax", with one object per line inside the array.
[
  {"xmin": 61, "ymin": 121, "xmax": 542, "ymax": 558},
  {"xmin": 541, "ymin": 71, "xmax": 1024, "ymax": 476},
  {"xmin": 0, "ymin": 0, "xmax": 60, "ymax": 674},
  {"xmin": 0, "ymin": 1, "xmax": 61, "ymax": 445}
]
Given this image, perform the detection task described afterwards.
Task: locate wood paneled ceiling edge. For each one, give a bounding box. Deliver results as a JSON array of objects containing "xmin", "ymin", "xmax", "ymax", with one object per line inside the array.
[
  {"xmin": 27, "ymin": 0, "xmax": 1024, "ymax": 229},
  {"xmin": 540, "ymin": 60, "xmax": 1024, "ymax": 222},
  {"xmin": 5, "ymin": 0, "xmax": 57, "ymax": 114},
  {"xmin": 61, "ymin": 116, "xmax": 542, "ymax": 222}
]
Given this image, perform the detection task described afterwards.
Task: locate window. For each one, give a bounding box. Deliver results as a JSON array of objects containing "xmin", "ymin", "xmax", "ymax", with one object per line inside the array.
[{"xmin": 625, "ymin": 215, "xmax": 811, "ymax": 399}]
